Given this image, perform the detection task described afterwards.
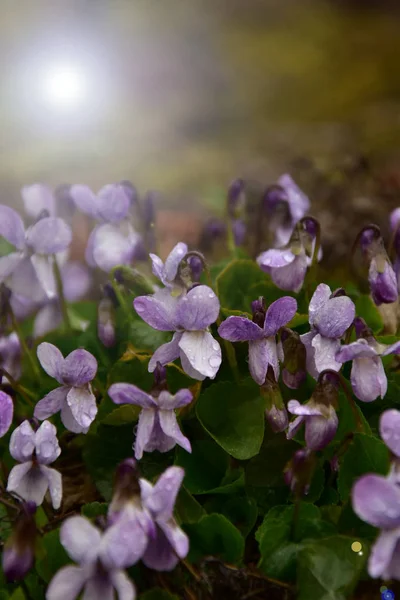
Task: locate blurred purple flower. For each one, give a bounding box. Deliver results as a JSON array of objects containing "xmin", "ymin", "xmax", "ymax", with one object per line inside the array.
[
  {"xmin": 0, "ymin": 390, "xmax": 13, "ymax": 438},
  {"xmin": 150, "ymin": 242, "xmax": 188, "ymax": 289},
  {"xmin": 7, "ymin": 420, "xmax": 62, "ymax": 509},
  {"xmin": 21, "ymin": 184, "xmax": 55, "ymax": 219},
  {"xmin": 108, "ymin": 384, "xmax": 192, "ymax": 459},
  {"xmin": 380, "ymin": 409, "xmax": 400, "ymax": 459},
  {"xmin": 301, "ymin": 284, "xmax": 355, "ymax": 380},
  {"xmin": 218, "ymin": 296, "xmax": 297, "ymax": 385},
  {"xmin": 71, "ymin": 183, "xmax": 141, "ymax": 272},
  {"xmin": 336, "ymin": 318, "xmax": 400, "ymax": 402},
  {"xmin": 2, "ymin": 502, "xmax": 37, "ymax": 582},
  {"xmin": 134, "ymin": 285, "xmax": 221, "ymax": 380},
  {"xmin": 359, "ymin": 226, "xmax": 397, "ymax": 306},
  {"xmin": 0, "ymin": 332, "xmax": 21, "ymax": 382},
  {"xmin": 46, "ymin": 515, "xmax": 136, "ymax": 600},
  {"xmin": 0, "ymin": 205, "xmax": 72, "ymax": 302},
  {"xmin": 140, "ymin": 466, "xmax": 189, "ymax": 571},
  {"xmin": 34, "ymin": 343, "xmax": 98, "ymax": 433}
]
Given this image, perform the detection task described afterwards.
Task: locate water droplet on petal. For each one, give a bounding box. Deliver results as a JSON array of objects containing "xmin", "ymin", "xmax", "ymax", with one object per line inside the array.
[
  {"xmin": 208, "ymin": 292, "xmax": 215, "ymax": 298},
  {"xmin": 209, "ymin": 355, "xmax": 221, "ymax": 368}
]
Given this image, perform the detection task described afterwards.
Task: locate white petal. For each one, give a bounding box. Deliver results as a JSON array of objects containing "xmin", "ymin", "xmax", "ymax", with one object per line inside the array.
[{"xmin": 178, "ymin": 331, "xmax": 221, "ymax": 379}]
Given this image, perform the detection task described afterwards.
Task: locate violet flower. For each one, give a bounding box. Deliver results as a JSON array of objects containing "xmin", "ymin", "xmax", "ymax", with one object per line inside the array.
[
  {"xmin": 33, "ymin": 261, "xmax": 91, "ymax": 338},
  {"xmin": 0, "ymin": 332, "xmax": 21, "ymax": 382},
  {"xmin": 34, "ymin": 343, "xmax": 98, "ymax": 434},
  {"xmin": 7, "ymin": 420, "xmax": 62, "ymax": 509},
  {"xmin": 46, "ymin": 516, "xmax": 136, "ymax": 600},
  {"xmin": 70, "ymin": 183, "xmax": 140, "ymax": 272},
  {"xmin": 0, "ymin": 390, "xmax": 13, "ymax": 438},
  {"xmin": 108, "ymin": 383, "xmax": 192, "ymax": 459},
  {"xmin": 2, "ymin": 501, "xmax": 37, "ymax": 582},
  {"xmin": 134, "ymin": 285, "xmax": 221, "ymax": 380},
  {"xmin": 287, "ymin": 371, "xmax": 339, "ymax": 451},
  {"xmin": 264, "ymin": 174, "xmax": 310, "ymax": 246},
  {"xmin": 257, "ymin": 217, "xmax": 317, "ymax": 293},
  {"xmin": 140, "ymin": 466, "xmax": 189, "ymax": 571},
  {"xmin": 358, "ymin": 225, "xmax": 397, "ymax": 305},
  {"xmin": 0, "ymin": 205, "xmax": 72, "ymax": 302},
  {"xmin": 218, "ymin": 296, "xmax": 297, "ymax": 385},
  {"xmin": 21, "ymin": 183, "xmax": 56, "ymax": 219},
  {"xmin": 336, "ymin": 317, "xmax": 400, "ymax": 402},
  {"xmin": 150, "ymin": 241, "xmax": 188, "ymax": 289},
  {"xmin": 301, "ymin": 284, "xmax": 355, "ymax": 379}
]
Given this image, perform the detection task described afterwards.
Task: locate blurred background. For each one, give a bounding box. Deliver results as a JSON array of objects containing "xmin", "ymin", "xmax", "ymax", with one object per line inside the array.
[{"xmin": 2, "ymin": 0, "xmax": 400, "ymax": 258}]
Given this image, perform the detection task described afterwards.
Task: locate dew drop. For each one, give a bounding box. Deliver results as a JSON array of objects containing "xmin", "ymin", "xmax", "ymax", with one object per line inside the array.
[
  {"xmin": 208, "ymin": 292, "xmax": 215, "ymax": 298},
  {"xmin": 209, "ymin": 355, "xmax": 220, "ymax": 368},
  {"xmin": 135, "ymin": 302, "xmax": 145, "ymax": 313}
]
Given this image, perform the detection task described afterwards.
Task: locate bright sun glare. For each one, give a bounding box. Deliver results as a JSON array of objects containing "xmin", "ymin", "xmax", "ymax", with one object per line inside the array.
[{"xmin": 42, "ymin": 64, "xmax": 86, "ymax": 109}]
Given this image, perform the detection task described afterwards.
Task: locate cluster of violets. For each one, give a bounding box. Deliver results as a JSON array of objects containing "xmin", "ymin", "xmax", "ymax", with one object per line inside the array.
[{"xmin": 0, "ymin": 174, "xmax": 400, "ymax": 596}]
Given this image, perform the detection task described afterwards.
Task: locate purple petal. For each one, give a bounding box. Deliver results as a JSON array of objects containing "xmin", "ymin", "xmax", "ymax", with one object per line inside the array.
[
  {"xmin": 300, "ymin": 330, "xmax": 319, "ymax": 379},
  {"xmin": 269, "ymin": 254, "xmax": 308, "ymax": 293},
  {"xmin": 278, "ymin": 174, "xmax": 310, "ymax": 220},
  {"xmin": 263, "ymin": 296, "xmax": 298, "ymax": 336},
  {"xmin": 83, "ymin": 577, "xmax": 114, "ymax": 600},
  {"xmin": 158, "ymin": 411, "xmax": 191, "ymax": 454},
  {"xmin": 134, "ymin": 289, "xmax": 179, "ymax": 331},
  {"xmin": 101, "ymin": 517, "xmax": 147, "ymax": 569},
  {"xmin": 265, "ymin": 405, "xmax": 289, "ymax": 433},
  {"xmin": 30, "ymin": 254, "xmax": 57, "ymax": 299},
  {"xmin": 336, "ymin": 340, "xmax": 377, "ymax": 363},
  {"xmin": 282, "ymin": 368, "xmax": 306, "ymax": 389},
  {"xmin": 148, "ymin": 333, "xmax": 182, "ymax": 372},
  {"xmin": 97, "ymin": 184, "xmax": 131, "ymax": 223},
  {"xmin": 110, "ymin": 571, "xmax": 136, "ymax": 600},
  {"xmin": 60, "ymin": 516, "xmax": 101, "ymax": 563},
  {"xmin": 34, "ymin": 303, "xmax": 61, "ymax": 338},
  {"xmin": 369, "ymin": 260, "xmax": 398, "ymax": 305},
  {"xmin": 382, "ymin": 340, "xmax": 400, "ymax": 356},
  {"xmin": 308, "ymin": 283, "xmax": 331, "ymax": 326},
  {"xmin": 369, "ymin": 530, "xmax": 399, "ymax": 579},
  {"xmin": 157, "ymin": 389, "xmax": 192, "ymax": 409},
  {"xmin": 70, "ymin": 185, "xmax": 99, "ymax": 218},
  {"xmin": 25, "ymin": 218, "xmax": 72, "ymax": 254},
  {"xmin": 85, "ymin": 227, "xmax": 99, "ymax": 267},
  {"xmin": 248, "ymin": 337, "xmax": 278, "ymax": 385},
  {"xmin": 34, "ymin": 386, "xmax": 68, "ymax": 421},
  {"xmin": 40, "ymin": 465, "xmax": 62, "ymax": 509},
  {"xmin": 2, "ymin": 545, "xmax": 34, "ymax": 583},
  {"xmin": 390, "ymin": 207, "xmax": 400, "ymax": 232},
  {"xmin": 286, "ymin": 415, "xmax": 305, "ymax": 440},
  {"xmin": 304, "ymin": 409, "xmax": 338, "ymax": 451},
  {"xmin": 108, "ymin": 383, "xmax": 156, "ymax": 408},
  {"xmin": 352, "ymin": 474, "xmax": 400, "ymax": 528},
  {"xmin": 150, "ymin": 253, "xmax": 165, "ymax": 283},
  {"xmin": 163, "ymin": 242, "xmax": 188, "ymax": 284},
  {"xmin": 257, "ymin": 248, "xmax": 296, "ymax": 269},
  {"xmin": 7, "ymin": 463, "xmax": 48, "ymax": 506},
  {"xmin": 142, "ymin": 525, "xmax": 181, "ymax": 571},
  {"xmin": 66, "ymin": 386, "xmax": 97, "ymax": 430},
  {"xmin": 91, "ymin": 223, "xmax": 138, "ymax": 272},
  {"xmin": 0, "ymin": 392, "xmax": 13, "ymax": 438},
  {"xmin": 351, "ymin": 356, "xmax": 387, "ymax": 402},
  {"xmin": 313, "ymin": 296, "xmax": 355, "ymax": 338},
  {"xmin": 21, "ymin": 184, "xmax": 55, "ymax": 218},
  {"xmin": 35, "ymin": 420, "xmax": 61, "ymax": 465},
  {"xmin": 179, "ymin": 331, "xmax": 221, "ymax": 379},
  {"xmin": 380, "ymin": 410, "xmax": 400, "ymax": 458},
  {"xmin": 62, "ymin": 349, "xmax": 97, "ymax": 386},
  {"xmin": 0, "ymin": 205, "xmax": 26, "ymax": 250},
  {"xmin": 176, "ymin": 285, "xmax": 220, "ymax": 330},
  {"xmin": 287, "ymin": 399, "xmax": 323, "ymax": 416},
  {"xmin": 37, "ymin": 342, "xmax": 64, "ymax": 382},
  {"xmin": 159, "ymin": 519, "xmax": 189, "ymax": 561},
  {"xmin": 145, "ymin": 466, "xmax": 184, "ymax": 521},
  {"xmin": 142, "ymin": 412, "xmax": 176, "ymax": 455},
  {"xmin": 8, "ymin": 256, "xmax": 48, "ymax": 303},
  {"xmin": 60, "ymin": 401, "xmax": 89, "ymax": 434},
  {"xmin": 9, "ymin": 420, "xmax": 35, "ymax": 462},
  {"xmin": 218, "ymin": 316, "xmax": 263, "ymax": 342},
  {"xmin": 46, "ymin": 565, "xmax": 87, "ymax": 600},
  {"xmin": 0, "ymin": 252, "xmax": 24, "ymax": 281},
  {"xmin": 62, "ymin": 262, "xmax": 91, "ymax": 302},
  {"xmin": 135, "ymin": 409, "xmax": 155, "ymax": 460},
  {"xmin": 312, "ymin": 334, "xmax": 342, "ymax": 374}
]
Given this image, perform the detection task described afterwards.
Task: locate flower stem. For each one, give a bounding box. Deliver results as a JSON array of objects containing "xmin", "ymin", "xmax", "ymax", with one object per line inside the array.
[
  {"xmin": 338, "ymin": 373, "xmax": 366, "ymax": 434},
  {"xmin": 109, "ymin": 267, "xmax": 132, "ymax": 322},
  {"xmin": 53, "ymin": 257, "xmax": 72, "ymax": 334},
  {"xmin": 0, "ymin": 367, "xmax": 35, "ymax": 406},
  {"xmin": 8, "ymin": 308, "xmax": 41, "ymax": 383}
]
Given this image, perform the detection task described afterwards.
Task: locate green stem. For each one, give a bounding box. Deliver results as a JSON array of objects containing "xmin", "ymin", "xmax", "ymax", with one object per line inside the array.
[
  {"xmin": 109, "ymin": 267, "xmax": 132, "ymax": 322},
  {"xmin": 53, "ymin": 257, "xmax": 72, "ymax": 334},
  {"xmin": 9, "ymin": 308, "xmax": 41, "ymax": 383},
  {"xmin": 0, "ymin": 367, "xmax": 35, "ymax": 406}
]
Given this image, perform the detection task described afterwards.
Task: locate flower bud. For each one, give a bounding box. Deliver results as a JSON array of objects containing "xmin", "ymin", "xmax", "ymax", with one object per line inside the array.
[
  {"xmin": 281, "ymin": 327, "xmax": 306, "ymax": 389},
  {"xmin": 284, "ymin": 448, "xmax": 315, "ymax": 496},
  {"xmin": 227, "ymin": 179, "xmax": 245, "ymax": 218},
  {"xmin": 261, "ymin": 368, "xmax": 288, "ymax": 433},
  {"xmin": 2, "ymin": 502, "xmax": 37, "ymax": 582},
  {"xmin": 98, "ymin": 296, "xmax": 116, "ymax": 348},
  {"xmin": 358, "ymin": 225, "xmax": 398, "ymax": 305}
]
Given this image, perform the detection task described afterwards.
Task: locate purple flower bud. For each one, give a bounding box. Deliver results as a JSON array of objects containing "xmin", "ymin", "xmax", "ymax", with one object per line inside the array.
[
  {"xmin": 203, "ymin": 218, "xmax": 226, "ymax": 238},
  {"xmin": 187, "ymin": 255, "xmax": 203, "ymax": 282},
  {"xmin": 261, "ymin": 368, "xmax": 288, "ymax": 433},
  {"xmin": 153, "ymin": 362, "xmax": 167, "ymax": 391},
  {"xmin": 358, "ymin": 225, "xmax": 398, "ymax": 305},
  {"xmin": 0, "ymin": 390, "xmax": 13, "ymax": 437},
  {"xmin": 281, "ymin": 327, "xmax": 307, "ymax": 389},
  {"xmin": 232, "ymin": 219, "xmax": 246, "ymax": 246},
  {"xmin": 2, "ymin": 502, "xmax": 37, "ymax": 582},
  {"xmin": 110, "ymin": 458, "xmax": 142, "ymax": 516},
  {"xmin": 284, "ymin": 448, "xmax": 315, "ymax": 496},
  {"xmin": 98, "ymin": 297, "xmax": 116, "ymax": 348},
  {"xmin": 119, "ymin": 180, "xmax": 137, "ymax": 206},
  {"xmin": 227, "ymin": 178, "xmax": 245, "ymax": 218},
  {"xmin": 263, "ymin": 184, "xmax": 288, "ymax": 212}
]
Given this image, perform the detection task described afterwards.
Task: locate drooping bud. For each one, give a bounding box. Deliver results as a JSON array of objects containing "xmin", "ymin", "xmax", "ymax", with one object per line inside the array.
[
  {"xmin": 152, "ymin": 362, "xmax": 168, "ymax": 395},
  {"xmin": 227, "ymin": 178, "xmax": 246, "ymax": 218},
  {"xmin": 284, "ymin": 448, "xmax": 316, "ymax": 496},
  {"xmin": 357, "ymin": 225, "xmax": 398, "ymax": 305},
  {"xmin": 281, "ymin": 327, "xmax": 306, "ymax": 389},
  {"xmin": 113, "ymin": 266, "xmax": 155, "ymax": 296},
  {"xmin": 261, "ymin": 367, "xmax": 288, "ymax": 433},
  {"xmin": 98, "ymin": 297, "xmax": 116, "ymax": 348},
  {"xmin": 2, "ymin": 502, "xmax": 37, "ymax": 582}
]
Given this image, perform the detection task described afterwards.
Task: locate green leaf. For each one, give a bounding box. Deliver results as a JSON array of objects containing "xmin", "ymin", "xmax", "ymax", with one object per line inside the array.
[
  {"xmin": 196, "ymin": 379, "xmax": 265, "ymax": 460},
  {"xmin": 185, "ymin": 513, "xmax": 245, "ymax": 564},
  {"xmin": 216, "ymin": 259, "xmax": 267, "ymax": 312},
  {"xmin": 101, "ymin": 404, "xmax": 140, "ymax": 426},
  {"xmin": 36, "ymin": 529, "xmax": 70, "ymax": 583},
  {"xmin": 174, "ymin": 440, "xmax": 229, "ymax": 494},
  {"xmin": 175, "ymin": 486, "xmax": 206, "ymax": 524},
  {"xmin": 127, "ymin": 319, "xmax": 171, "ymax": 353},
  {"xmin": 338, "ymin": 433, "xmax": 390, "ymax": 501},
  {"xmin": 297, "ymin": 535, "xmax": 368, "ymax": 600},
  {"xmin": 82, "ymin": 502, "xmax": 108, "ymax": 518},
  {"xmin": 353, "ymin": 295, "xmax": 383, "ymax": 333},
  {"xmin": 139, "ymin": 589, "xmax": 179, "ymax": 600}
]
